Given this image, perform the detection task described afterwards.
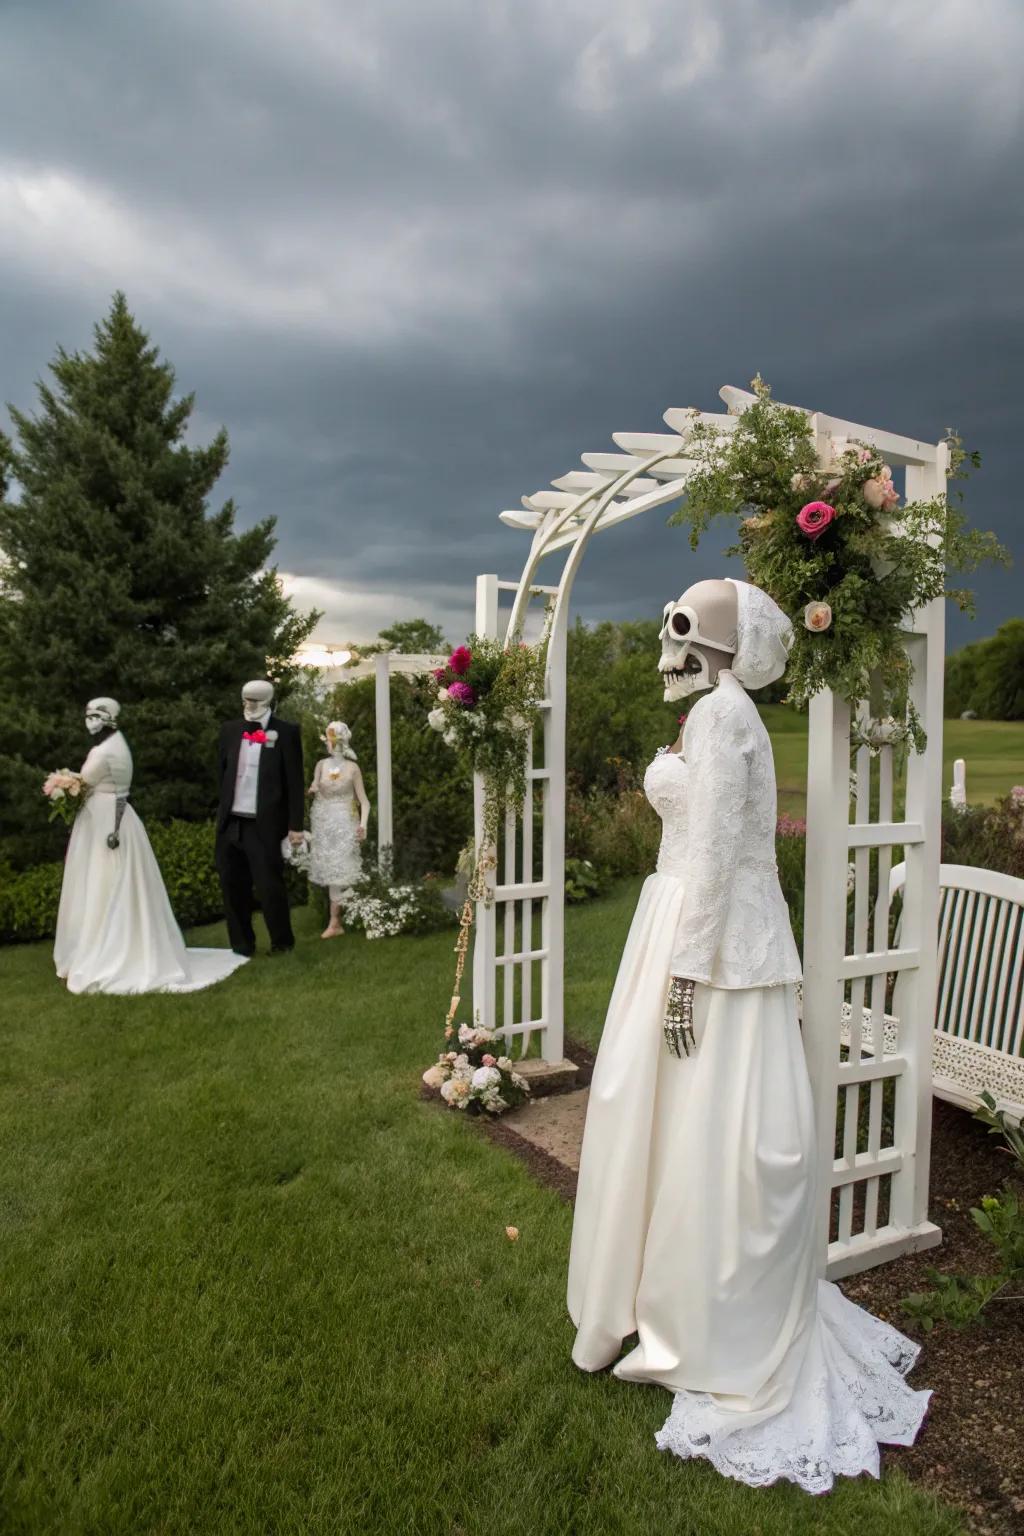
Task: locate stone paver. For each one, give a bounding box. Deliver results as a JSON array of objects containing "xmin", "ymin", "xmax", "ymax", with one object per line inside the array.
[{"xmin": 502, "ymin": 1087, "xmax": 589, "ymax": 1172}]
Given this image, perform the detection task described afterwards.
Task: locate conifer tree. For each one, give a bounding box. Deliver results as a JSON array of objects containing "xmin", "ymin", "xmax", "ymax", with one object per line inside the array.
[{"xmin": 0, "ymin": 294, "xmax": 318, "ymax": 865}]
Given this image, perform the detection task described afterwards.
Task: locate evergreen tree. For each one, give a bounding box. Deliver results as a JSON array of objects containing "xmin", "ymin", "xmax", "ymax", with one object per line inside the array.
[{"xmin": 0, "ymin": 294, "xmax": 318, "ymax": 866}]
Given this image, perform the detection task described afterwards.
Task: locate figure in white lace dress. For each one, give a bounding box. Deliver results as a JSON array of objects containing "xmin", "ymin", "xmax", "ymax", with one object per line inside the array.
[
  {"xmin": 53, "ymin": 698, "xmax": 248, "ymax": 995},
  {"xmin": 567, "ymin": 582, "xmax": 930, "ymax": 1495},
  {"xmin": 307, "ymin": 721, "xmax": 370, "ymax": 938}
]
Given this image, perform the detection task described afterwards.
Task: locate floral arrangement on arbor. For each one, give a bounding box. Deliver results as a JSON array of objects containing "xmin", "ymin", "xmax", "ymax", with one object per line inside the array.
[
  {"xmin": 41, "ymin": 769, "xmax": 84, "ymax": 826},
  {"xmin": 427, "ymin": 636, "xmax": 547, "ymax": 843},
  {"xmin": 423, "ymin": 1020, "xmax": 530, "ymax": 1116},
  {"xmin": 426, "ymin": 634, "xmax": 547, "ymax": 1057},
  {"xmin": 670, "ymin": 378, "xmax": 1006, "ymax": 749}
]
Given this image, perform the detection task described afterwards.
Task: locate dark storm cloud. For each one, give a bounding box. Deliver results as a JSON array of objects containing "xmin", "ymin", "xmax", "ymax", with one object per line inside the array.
[{"xmin": 1, "ymin": 0, "xmax": 1020, "ymax": 643}]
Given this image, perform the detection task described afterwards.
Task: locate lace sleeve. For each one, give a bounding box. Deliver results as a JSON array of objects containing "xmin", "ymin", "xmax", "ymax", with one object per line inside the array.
[{"xmin": 670, "ymin": 694, "xmax": 753, "ymax": 985}]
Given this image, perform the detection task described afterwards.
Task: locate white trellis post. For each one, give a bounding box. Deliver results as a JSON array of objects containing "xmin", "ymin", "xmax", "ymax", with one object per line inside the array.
[
  {"xmin": 474, "ymin": 385, "xmax": 948, "ymax": 1278},
  {"xmin": 339, "ymin": 650, "xmax": 447, "ymax": 869}
]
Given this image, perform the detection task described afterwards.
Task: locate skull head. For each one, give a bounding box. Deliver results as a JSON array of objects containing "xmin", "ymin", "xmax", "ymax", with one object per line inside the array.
[
  {"xmin": 85, "ymin": 697, "xmax": 120, "ymax": 735},
  {"xmin": 658, "ymin": 580, "xmax": 738, "ymax": 701}
]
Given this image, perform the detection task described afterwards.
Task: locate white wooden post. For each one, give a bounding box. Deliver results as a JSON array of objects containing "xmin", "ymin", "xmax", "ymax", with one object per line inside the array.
[{"xmin": 374, "ymin": 651, "xmax": 393, "ymax": 865}]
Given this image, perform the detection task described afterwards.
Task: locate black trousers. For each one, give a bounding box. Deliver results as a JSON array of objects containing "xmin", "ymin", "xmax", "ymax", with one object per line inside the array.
[{"xmin": 215, "ymin": 816, "xmax": 295, "ymax": 953}]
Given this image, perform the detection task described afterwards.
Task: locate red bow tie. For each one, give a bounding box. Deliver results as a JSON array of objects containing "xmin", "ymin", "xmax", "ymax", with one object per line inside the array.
[{"xmin": 243, "ymin": 729, "xmax": 268, "ymax": 744}]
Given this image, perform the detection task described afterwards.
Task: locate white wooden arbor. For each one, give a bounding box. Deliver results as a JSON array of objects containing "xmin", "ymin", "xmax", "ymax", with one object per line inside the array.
[{"xmin": 474, "ymin": 385, "xmax": 949, "ymax": 1279}]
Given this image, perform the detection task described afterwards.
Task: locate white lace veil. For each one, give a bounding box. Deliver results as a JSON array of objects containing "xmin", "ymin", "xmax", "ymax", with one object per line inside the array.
[{"xmin": 726, "ymin": 580, "xmax": 793, "ymax": 690}]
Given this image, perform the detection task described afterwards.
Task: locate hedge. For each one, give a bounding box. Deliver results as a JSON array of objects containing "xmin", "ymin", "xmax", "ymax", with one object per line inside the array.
[{"xmin": 0, "ymin": 819, "xmax": 307, "ymax": 945}]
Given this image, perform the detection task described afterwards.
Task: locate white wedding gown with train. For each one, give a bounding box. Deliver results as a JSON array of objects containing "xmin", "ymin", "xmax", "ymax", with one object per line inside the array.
[
  {"xmin": 54, "ymin": 732, "xmax": 249, "ymax": 996},
  {"xmin": 567, "ymin": 675, "xmax": 930, "ymax": 1495}
]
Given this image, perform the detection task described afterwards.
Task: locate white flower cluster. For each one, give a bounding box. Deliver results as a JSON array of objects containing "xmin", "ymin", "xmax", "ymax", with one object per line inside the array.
[
  {"xmin": 430, "ymin": 1023, "xmax": 529, "ymax": 1116},
  {"xmin": 345, "ymin": 886, "xmax": 423, "ymax": 939}
]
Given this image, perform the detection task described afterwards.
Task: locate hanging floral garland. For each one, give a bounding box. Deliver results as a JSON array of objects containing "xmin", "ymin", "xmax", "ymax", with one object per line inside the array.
[
  {"xmin": 670, "ymin": 377, "xmax": 1006, "ymax": 749},
  {"xmin": 425, "ymin": 633, "xmax": 548, "ymax": 1081}
]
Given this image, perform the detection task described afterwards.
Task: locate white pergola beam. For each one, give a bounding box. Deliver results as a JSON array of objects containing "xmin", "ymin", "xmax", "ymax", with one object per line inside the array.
[{"xmin": 581, "ymin": 452, "xmax": 697, "ymax": 480}]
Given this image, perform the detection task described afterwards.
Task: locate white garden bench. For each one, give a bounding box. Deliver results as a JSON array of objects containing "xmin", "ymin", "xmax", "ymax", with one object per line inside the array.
[{"xmin": 841, "ymin": 863, "xmax": 1024, "ymax": 1120}]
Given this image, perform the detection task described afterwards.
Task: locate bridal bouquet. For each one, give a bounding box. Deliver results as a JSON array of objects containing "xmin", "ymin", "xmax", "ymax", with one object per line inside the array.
[
  {"xmin": 670, "ymin": 377, "xmax": 1005, "ymax": 750},
  {"xmin": 423, "ymin": 1021, "xmax": 530, "ymax": 1116},
  {"xmin": 42, "ymin": 769, "xmax": 85, "ymax": 825}
]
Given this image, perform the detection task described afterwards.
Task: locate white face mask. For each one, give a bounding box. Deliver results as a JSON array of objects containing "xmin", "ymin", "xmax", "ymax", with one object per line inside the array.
[
  {"xmin": 85, "ymin": 712, "xmax": 106, "ymax": 735},
  {"xmin": 242, "ymin": 687, "xmax": 273, "ymax": 722}
]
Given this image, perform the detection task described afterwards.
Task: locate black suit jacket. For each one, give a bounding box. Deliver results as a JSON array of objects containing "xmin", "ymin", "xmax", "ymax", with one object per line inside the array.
[{"xmin": 216, "ymin": 715, "xmax": 304, "ymax": 842}]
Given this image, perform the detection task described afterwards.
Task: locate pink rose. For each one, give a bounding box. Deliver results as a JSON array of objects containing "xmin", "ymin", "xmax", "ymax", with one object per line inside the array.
[
  {"xmin": 795, "ymin": 501, "xmax": 835, "ymax": 540},
  {"xmin": 804, "ymin": 601, "xmax": 833, "ymax": 632},
  {"xmin": 432, "ymin": 667, "xmax": 447, "ymax": 682},
  {"xmin": 447, "ymin": 680, "xmax": 475, "ymax": 707},
  {"xmin": 482, "ymin": 1053, "xmax": 497, "ymax": 1066},
  {"xmin": 448, "ymin": 646, "xmax": 472, "ymax": 676}
]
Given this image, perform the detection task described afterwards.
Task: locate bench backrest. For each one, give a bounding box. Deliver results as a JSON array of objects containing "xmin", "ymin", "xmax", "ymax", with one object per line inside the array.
[{"xmin": 890, "ymin": 862, "xmax": 1024, "ymax": 1056}]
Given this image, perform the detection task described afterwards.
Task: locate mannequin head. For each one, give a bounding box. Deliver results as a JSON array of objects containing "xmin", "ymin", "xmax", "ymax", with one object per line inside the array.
[
  {"xmin": 85, "ymin": 697, "xmax": 120, "ymax": 735},
  {"xmin": 241, "ymin": 679, "xmax": 274, "ymax": 722},
  {"xmin": 658, "ymin": 579, "xmax": 738, "ymax": 701},
  {"xmin": 324, "ymin": 721, "xmax": 356, "ymax": 761}
]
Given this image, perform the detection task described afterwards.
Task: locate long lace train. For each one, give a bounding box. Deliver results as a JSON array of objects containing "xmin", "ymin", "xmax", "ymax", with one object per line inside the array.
[{"xmin": 655, "ymin": 1280, "xmax": 930, "ymax": 1495}]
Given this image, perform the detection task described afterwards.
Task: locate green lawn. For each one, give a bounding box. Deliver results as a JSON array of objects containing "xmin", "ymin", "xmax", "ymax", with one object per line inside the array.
[
  {"xmin": 0, "ymin": 903, "xmax": 964, "ymax": 1536},
  {"xmin": 762, "ymin": 706, "xmax": 1024, "ymax": 818}
]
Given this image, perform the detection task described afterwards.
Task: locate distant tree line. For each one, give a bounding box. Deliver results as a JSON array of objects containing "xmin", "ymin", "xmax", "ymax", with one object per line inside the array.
[{"xmin": 945, "ymin": 621, "xmax": 1024, "ymax": 720}]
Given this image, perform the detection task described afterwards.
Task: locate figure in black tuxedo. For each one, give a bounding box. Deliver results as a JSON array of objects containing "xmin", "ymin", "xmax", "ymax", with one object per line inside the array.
[{"xmin": 215, "ymin": 679, "xmax": 305, "ymax": 955}]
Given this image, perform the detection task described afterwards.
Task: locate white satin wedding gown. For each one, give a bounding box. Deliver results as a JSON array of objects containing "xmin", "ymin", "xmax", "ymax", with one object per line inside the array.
[
  {"xmin": 567, "ymin": 671, "xmax": 930, "ymax": 1495},
  {"xmin": 54, "ymin": 731, "xmax": 249, "ymax": 995}
]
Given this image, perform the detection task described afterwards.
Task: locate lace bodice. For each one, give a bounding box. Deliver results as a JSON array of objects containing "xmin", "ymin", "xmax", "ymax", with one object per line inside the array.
[{"xmin": 642, "ymin": 674, "xmax": 801, "ymax": 989}]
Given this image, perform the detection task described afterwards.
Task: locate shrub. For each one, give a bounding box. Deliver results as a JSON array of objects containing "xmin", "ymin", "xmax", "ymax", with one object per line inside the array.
[
  {"xmin": 564, "ymin": 857, "xmax": 606, "ymax": 905},
  {"xmin": 0, "ymin": 819, "xmax": 308, "ymax": 945},
  {"xmin": 343, "ymin": 855, "xmax": 455, "ymax": 939},
  {"xmin": 941, "ymin": 790, "xmax": 1024, "ymax": 880}
]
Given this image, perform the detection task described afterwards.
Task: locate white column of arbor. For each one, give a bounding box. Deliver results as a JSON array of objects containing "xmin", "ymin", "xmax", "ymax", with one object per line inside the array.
[{"xmin": 474, "ymin": 386, "xmax": 948, "ymax": 1278}]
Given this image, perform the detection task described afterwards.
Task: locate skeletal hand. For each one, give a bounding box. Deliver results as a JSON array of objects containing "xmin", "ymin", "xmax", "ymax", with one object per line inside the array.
[{"xmin": 664, "ymin": 976, "xmax": 697, "ymax": 1057}]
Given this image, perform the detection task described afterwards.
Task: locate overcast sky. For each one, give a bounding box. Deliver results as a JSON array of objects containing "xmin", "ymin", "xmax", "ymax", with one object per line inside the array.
[{"xmin": 1, "ymin": 0, "xmax": 1020, "ymax": 649}]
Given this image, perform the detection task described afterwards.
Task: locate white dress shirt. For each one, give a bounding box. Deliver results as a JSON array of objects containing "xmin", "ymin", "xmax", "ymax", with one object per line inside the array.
[{"xmin": 232, "ymin": 708, "xmax": 271, "ymax": 816}]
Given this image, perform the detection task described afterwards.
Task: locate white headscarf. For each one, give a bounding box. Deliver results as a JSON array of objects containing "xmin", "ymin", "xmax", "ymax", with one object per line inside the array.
[
  {"xmin": 325, "ymin": 721, "xmax": 357, "ymax": 761},
  {"xmin": 726, "ymin": 580, "xmax": 793, "ymax": 690}
]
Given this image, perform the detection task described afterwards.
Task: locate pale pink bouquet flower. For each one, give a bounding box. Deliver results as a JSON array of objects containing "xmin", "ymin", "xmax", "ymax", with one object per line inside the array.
[{"xmin": 42, "ymin": 769, "xmax": 85, "ymax": 825}]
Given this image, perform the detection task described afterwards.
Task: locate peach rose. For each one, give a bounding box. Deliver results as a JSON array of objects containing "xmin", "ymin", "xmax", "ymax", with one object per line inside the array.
[{"xmin": 804, "ymin": 602, "xmax": 833, "ymax": 632}]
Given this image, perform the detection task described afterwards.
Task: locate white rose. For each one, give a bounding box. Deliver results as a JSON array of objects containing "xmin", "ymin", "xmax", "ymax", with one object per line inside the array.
[
  {"xmin": 438, "ymin": 687, "xmax": 450, "ymax": 702},
  {"xmin": 427, "ymin": 708, "xmax": 446, "ymax": 732},
  {"xmin": 471, "ymin": 1066, "xmax": 501, "ymax": 1090},
  {"xmin": 496, "ymin": 1056, "xmax": 513, "ymax": 1072}
]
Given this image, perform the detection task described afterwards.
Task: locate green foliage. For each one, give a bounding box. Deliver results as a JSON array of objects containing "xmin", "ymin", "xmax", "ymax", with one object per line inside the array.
[
  {"xmin": 0, "ymin": 857, "xmax": 64, "ymax": 942},
  {"xmin": 669, "ymin": 377, "xmax": 1007, "ymax": 748},
  {"xmin": 902, "ymin": 1097, "xmax": 1024, "ymax": 1332},
  {"xmin": 944, "ymin": 621, "xmax": 1024, "ymax": 721},
  {"xmin": 566, "ymin": 783, "xmax": 662, "ymax": 884},
  {"xmin": 973, "ymin": 1090, "xmax": 1024, "ymax": 1175},
  {"xmin": 565, "ymin": 618, "xmax": 678, "ymax": 792},
  {"xmin": 902, "ymin": 1189, "xmax": 1024, "ymax": 1331},
  {"xmin": 0, "ymin": 293, "xmax": 318, "ymax": 869},
  {"xmin": 941, "ymin": 791, "xmax": 1024, "ymax": 880},
  {"xmin": 563, "ymin": 857, "xmax": 606, "ymax": 905},
  {"xmin": 364, "ymin": 618, "xmax": 448, "ymax": 655},
  {"xmin": 0, "ymin": 819, "xmax": 308, "ymax": 944}
]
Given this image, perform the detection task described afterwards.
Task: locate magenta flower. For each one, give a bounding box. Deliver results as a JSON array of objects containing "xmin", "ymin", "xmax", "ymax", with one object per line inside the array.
[
  {"xmin": 447, "ymin": 681, "xmax": 476, "ymax": 707},
  {"xmin": 448, "ymin": 646, "xmax": 472, "ymax": 676},
  {"xmin": 432, "ymin": 667, "xmax": 447, "ymax": 682},
  {"xmin": 795, "ymin": 501, "xmax": 836, "ymax": 541}
]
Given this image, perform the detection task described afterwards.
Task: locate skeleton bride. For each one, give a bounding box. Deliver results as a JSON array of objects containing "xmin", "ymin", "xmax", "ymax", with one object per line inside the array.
[{"xmin": 567, "ymin": 579, "xmax": 930, "ymax": 1494}]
